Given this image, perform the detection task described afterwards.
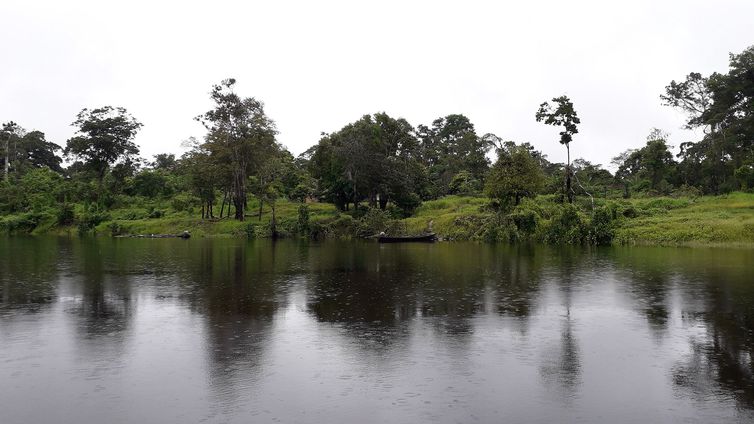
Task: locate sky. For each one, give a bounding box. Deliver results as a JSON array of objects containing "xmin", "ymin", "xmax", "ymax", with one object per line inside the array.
[{"xmin": 2, "ymin": 0, "xmax": 754, "ymax": 169}]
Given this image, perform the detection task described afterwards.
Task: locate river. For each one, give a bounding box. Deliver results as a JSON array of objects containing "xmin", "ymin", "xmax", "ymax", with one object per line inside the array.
[{"xmin": 1, "ymin": 237, "xmax": 753, "ymax": 423}]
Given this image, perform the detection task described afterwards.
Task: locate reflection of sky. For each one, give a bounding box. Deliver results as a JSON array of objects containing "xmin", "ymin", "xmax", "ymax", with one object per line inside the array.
[{"xmin": 1, "ymin": 240, "xmax": 754, "ymax": 423}]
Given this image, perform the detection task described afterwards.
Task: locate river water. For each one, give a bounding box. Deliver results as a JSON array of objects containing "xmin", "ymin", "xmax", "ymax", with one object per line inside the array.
[{"xmin": 1, "ymin": 237, "xmax": 753, "ymax": 423}]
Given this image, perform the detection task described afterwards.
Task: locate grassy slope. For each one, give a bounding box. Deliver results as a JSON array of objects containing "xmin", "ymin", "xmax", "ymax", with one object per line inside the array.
[
  {"xmin": 47, "ymin": 198, "xmax": 340, "ymax": 238},
  {"xmin": 613, "ymin": 192, "xmax": 754, "ymax": 246},
  {"xmin": 403, "ymin": 193, "xmax": 754, "ymax": 246}
]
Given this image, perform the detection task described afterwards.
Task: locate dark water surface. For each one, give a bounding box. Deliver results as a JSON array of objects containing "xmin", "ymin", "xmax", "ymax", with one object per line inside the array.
[{"xmin": 1, "ymin": 237, "xmax": 754, "ymax": 423}]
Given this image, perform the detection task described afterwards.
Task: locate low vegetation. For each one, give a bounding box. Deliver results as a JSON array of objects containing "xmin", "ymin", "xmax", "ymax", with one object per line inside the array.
[{"xmin": 3, "ymin": 191, "xmax": 753, "ymax": 247}]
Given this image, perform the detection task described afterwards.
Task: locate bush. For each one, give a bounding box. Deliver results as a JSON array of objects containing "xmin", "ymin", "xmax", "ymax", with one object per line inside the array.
[
  {"xmin": 510, "ymin": 208, "xmax": 539, "ymax": 236},
  {"xmin": 148, "ymin": 208, "xmax": 164, "ymax": 219},
  {"xmin": 541, "ymin": 204, "xmax": 587, "ymax": 244},
  {"xmin": 171, "ymin": 193, "xmax": 198, "ymax": 213},
  {"xmin": 109, "ymin": 222, "xmax": 124, "ymax": 236},
  {"xmin": 308, "ymin": 214, "xmax": 357, "ymax": 240},
  {"xmin": 357, "ymin": 208, "xmax": 391, "ymax": 237},
  {"xmin": 391, "ymin": 192, "xmax": 422, "ymax": 217},
  {"xmin": 588, "ymin": 206, "xmax": 615, "ymax": 245},
  {"xmin": 297, "ymin": 204, "xmax": 310, "ymax": 234},
  {"xmin": 57, "ymin": 204, "xmax": 75, "ymax": 226},
  {"xmin": 449, "ymin": 171, "xmax": 480, "ymax": 196},
  {"xmin": 77, "ymin": 210, "xmax": 109, "ymax": 234},
  {"xmin": 673, "ymin": 184, "xmax": 702, "ymax": 199},
  {"xmin": 623, "ymin": 206, "xmax": 638, "ymax": 218},
  {"xmin": 0, "ymin": 212, "xmax": 51, "ymax": 234}
]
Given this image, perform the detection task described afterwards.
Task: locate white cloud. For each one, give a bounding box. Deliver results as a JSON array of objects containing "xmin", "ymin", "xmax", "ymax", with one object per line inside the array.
[{"xmin": 2, "ymin": 0, "xmax": 753, "ymax": 167}]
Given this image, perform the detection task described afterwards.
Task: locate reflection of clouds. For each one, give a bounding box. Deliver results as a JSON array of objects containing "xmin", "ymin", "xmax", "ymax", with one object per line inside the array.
[{"xmin": 4, "ymin": 238, "xmax": 754, "ymax": 422}]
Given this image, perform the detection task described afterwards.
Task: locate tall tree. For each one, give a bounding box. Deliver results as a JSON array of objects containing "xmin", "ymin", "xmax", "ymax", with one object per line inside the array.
[
  {"xmin": 196, "ymin": 78, "xmax": 278, "ymax": 221},
  {"xmin": 613, "ymin": 129, "xmax": 676, "ymax": 194},
  {"xmin": 536, "ymin": 96, "xmax": 580, "ymax": 203},
  {"xmin": 309, "ymin": 113, "xmax": 425, "ymax": 213},
  {"xmin": 661, "ymin": 45, "xmax": 754, "ymax": 193},
  {"xmin": 64, "ymin": 106, "xmax": 142, "ymax": 192},
  {"xmin": 417, "ymin": 114, "xmax": 492, "ymax": 198},
  {"xmin": 2, "ymin": 121, "xmax": 21, "ymax": 181}
]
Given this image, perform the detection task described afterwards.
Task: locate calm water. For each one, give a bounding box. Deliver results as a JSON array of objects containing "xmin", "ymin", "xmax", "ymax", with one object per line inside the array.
[{"xmin": 1, "ymin": 238, "xmax": 754, "ymax": 423}]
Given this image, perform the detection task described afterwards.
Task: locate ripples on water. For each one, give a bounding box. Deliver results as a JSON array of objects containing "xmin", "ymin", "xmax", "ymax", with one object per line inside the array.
[{"xmin": 1, "ymin": 237, "xmax": 753, "ymax": 423}]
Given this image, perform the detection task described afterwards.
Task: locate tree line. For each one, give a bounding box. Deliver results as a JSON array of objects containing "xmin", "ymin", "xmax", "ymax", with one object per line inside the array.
[{"xmin": 1, "ymin": 45, "xmax": 753, "ymax": 228}]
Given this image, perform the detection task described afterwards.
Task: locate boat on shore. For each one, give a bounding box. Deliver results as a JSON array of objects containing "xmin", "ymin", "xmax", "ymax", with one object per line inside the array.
[
  {"xmin": 115, "ymin": 231, "xmax": 191, "ymax": 239},
  {"xmin": 377, "ymin": 232, "xmax": 436, "ymax": 243}
]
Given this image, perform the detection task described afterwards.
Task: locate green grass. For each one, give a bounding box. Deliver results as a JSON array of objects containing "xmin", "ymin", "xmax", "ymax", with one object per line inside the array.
[
  {"xmin": 402, "ymin": 193, "xmax": 754, "ymax": 246},
  {"xmin": 613, "ymin": 192, "xmax": 754, "ymax": 246}
]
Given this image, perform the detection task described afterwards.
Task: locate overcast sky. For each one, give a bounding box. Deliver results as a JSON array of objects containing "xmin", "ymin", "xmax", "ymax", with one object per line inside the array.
[{"xmin": 2, "ymin": 0, "xmax": 753, "ymax": 168}]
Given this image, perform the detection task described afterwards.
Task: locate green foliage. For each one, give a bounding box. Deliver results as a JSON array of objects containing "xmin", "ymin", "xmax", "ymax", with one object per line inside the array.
[
  {"xmin": 541, "ymin": 204, "xmax": 587, "ymax": 244},
  {"xmin": 297, "ymin": 204, "xmax": 310, "ymax": 234},
  {"xmin": 535, "ymin": 95, "xmax": 580, "ymax": 203},
  {"xmin": 57, "ymin": 203, "xmax": 75, "ymax": 225},
  {"xmin": 0, "ymin": 211, "xmax": 54, "ymax": 234},
  {"xmin": 195, "ymin": 78, "xmax": 278, "ymax": 220},
  {"xmin": 735, "ymin": 165, "xmax": 754, "ymax": 190},
  {"xmin": 64, "ymin": 106, "xmax": 142, "ymax": 187},
  {"xmin": 77, "ymin": 210, "xmax": 110, "ymax": 234},
  {"xmin": 510, "ymin": 208, "xmax": 539, "ymax": 236},
  {"xmin": 356, "ymin": 207, "xmax": 391, "ymax": 237},
  {"xmin": 448, "ymin": 170, "xmax": 480, "ymax": 196},
  {"xmin": 416, "ymin": 114, "xmax": 492, "ymax": 198},
  {"xmin": 587, "ymin": 206, "xmax": 615, "ymax": 245},
  {"xmin": 132, "ymin": 170, "xmax": 169, "ymax": 197},
  {"xmin": 308, "ymin": 112, "xmax": 426, "ymax": 212},
  {"xmin": 171, "ymin": 193, "xmax": 198, "ymax": 213},
  {"xmin": 662, "ymin": 46, "xmax": 754, "ymax": 194},
  {"xmin": 485, "ymin": 143, "xmax": 544, "ymax": 208},
  {"xmin": 308, "ymin": 214, "xmax": 357, "ymax": 240}
]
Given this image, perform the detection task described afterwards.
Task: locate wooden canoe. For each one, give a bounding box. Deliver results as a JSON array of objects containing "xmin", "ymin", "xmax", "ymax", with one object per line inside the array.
[{"xmin": 377, "ymin": 233, "xmax": 436, "ymax": 243}]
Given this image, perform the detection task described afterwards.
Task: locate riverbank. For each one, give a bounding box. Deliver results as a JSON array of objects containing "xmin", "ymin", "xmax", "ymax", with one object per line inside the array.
[{"xmin": 2, "ymin": 193, "xmax": 754, "ymax": 247}]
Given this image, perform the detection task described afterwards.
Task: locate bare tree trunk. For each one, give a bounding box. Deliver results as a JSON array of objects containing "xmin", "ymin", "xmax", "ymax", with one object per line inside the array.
[
  {"xmin": 258, "ymin": 199, "xmax": 263, "ymax": 221},
  {"xmin": 565, "ymin": 144, "xmax": 573, "ymax": 203},
  {"xmin": 3, "ymin": 133, "xmax": 8, "ymax": 181},
  {"xmin": 233, "ymin": 167, "xmax": 245, "ymax": 221},
  {"xmin": 270, "ymin": 202, "xmax": 277, "ymax": 239},
  {"xmin": 220, "ymin": 190, "xmax": 227, "ymax": 218}
]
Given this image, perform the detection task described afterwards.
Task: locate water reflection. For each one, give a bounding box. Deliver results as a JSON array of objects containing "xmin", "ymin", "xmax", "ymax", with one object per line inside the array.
[{"xmin": 1, "ymin": 238, "xmax": 754, "ymax": 423}]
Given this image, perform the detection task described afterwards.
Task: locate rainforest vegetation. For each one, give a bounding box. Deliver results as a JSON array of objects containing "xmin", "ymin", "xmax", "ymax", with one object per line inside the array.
[{"xmin": 2, "ymin": 46, "xmax": 754, "ymax": 246}]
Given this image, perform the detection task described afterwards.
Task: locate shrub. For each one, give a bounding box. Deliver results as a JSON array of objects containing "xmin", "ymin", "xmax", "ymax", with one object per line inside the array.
[
  {"xmin": 109, "ymin": 222, "xmax": 124, "ymax": 236},
  {"xmin": 357, "ymin": 208, "xmax": 391, "ymax": 237},
  {"xmin": 309, "ymin": 214, "xmax": 357, "ymax": 240},
  {"xmin": 510, "ymin": 208, "xmax": 539, "ymax": 236},
  {"xmin": 77, "ymin": 210, "xmax": 109, "ymax": 234},
  {"xmin": 297, "ymin": 204, "xmax": 310, "ymax": 234},
  {"xmin": 57, "ymin": 203, "xmax": 75, "ymax": 226},
  {"xmin": 0, "ymin": 212, "xmax": 51, "ymax": 234},
  {"xmin": 148, "ymin": 208, "xmax": 164, "ymax": 219},
  {"xmin": 449, "ymin": 171, "xmax": 481, "ymax": 196},
  {"xmin": 542, "ymin": 204, "xmax": 587, "ymax": 244},
  {"xmin": 588, "ymin": 206, "xmax": 615, "ymax": 245},
  {"xmin": 623, "ymin": 206, "xmax": 638, "ymax": 218},
  {"xmin": 171, "ymin": 193, "xmax": 198, "ymax": 213}
]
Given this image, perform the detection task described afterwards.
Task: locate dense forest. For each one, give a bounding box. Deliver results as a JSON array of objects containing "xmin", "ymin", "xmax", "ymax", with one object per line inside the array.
[{"xmin": 1, "ymin": 46, "xmax": 753, "ymax": 244}]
